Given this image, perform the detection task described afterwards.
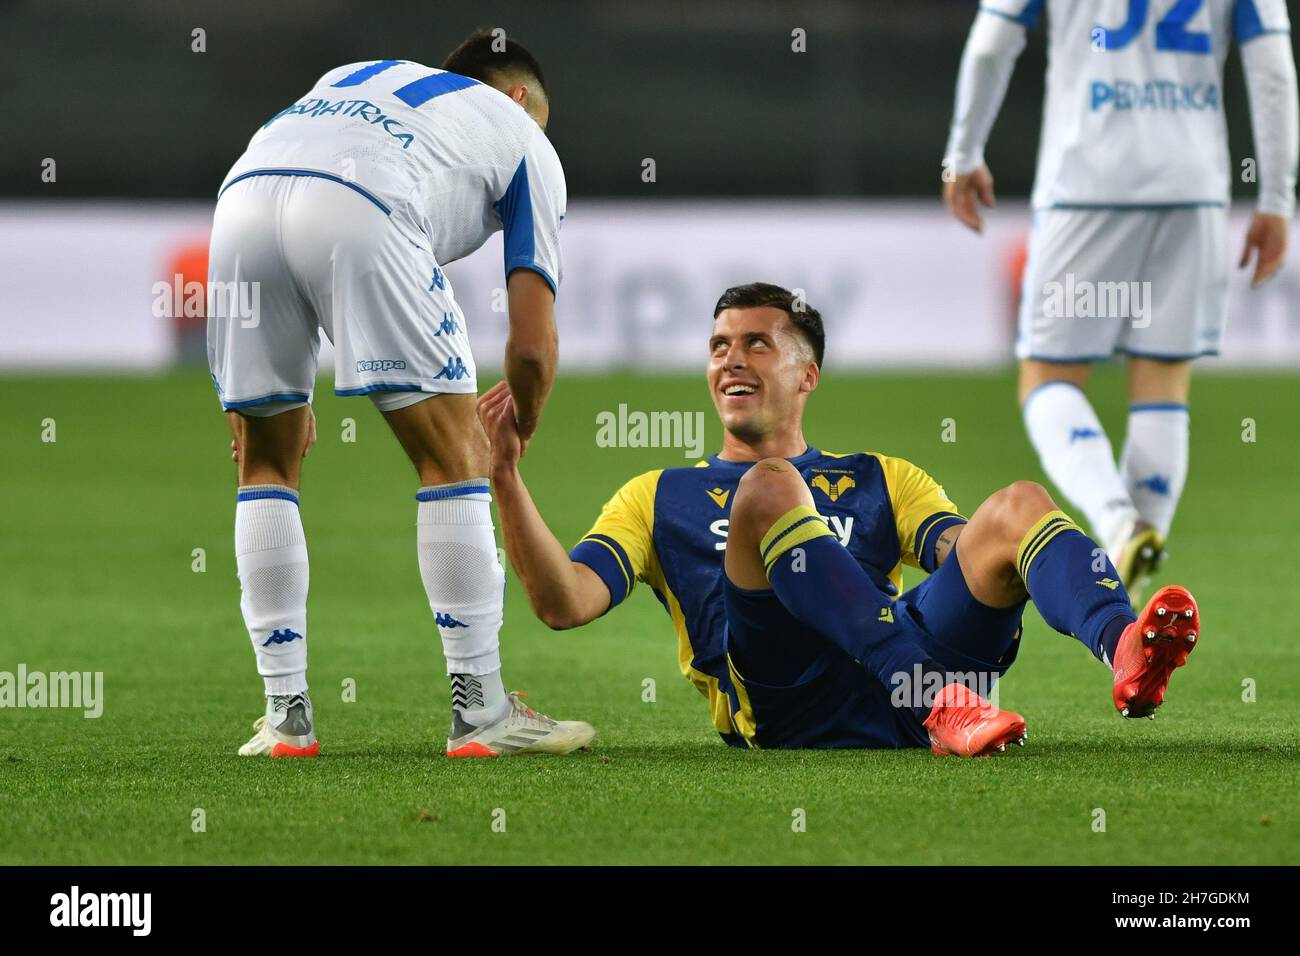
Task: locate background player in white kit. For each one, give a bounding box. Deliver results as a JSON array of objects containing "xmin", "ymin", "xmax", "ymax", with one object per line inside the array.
[
  {"xmin": 943, "ymin": 0, "xmax": 1298, "ymax": 597},
  {"xmin": 207, "ymin": 30, "xmax": 594, "ymax": 757}
]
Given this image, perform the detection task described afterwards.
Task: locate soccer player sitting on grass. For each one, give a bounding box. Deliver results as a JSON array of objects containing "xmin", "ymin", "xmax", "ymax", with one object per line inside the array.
[{"xmin": 479, "ymin": 283, "xmax": 1202, "ymax": 756}]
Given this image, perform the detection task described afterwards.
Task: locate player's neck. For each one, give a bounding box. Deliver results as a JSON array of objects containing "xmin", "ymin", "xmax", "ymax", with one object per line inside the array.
[{"xmin": 716, "ymin": 430, "xmax": 809, "ymax": 463}]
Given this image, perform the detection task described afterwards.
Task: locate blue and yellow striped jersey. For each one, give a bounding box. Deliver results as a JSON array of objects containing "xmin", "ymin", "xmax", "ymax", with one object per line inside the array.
[{"xmin": 568, "ymin": 446, "xmax": 966, "ymax": 737}]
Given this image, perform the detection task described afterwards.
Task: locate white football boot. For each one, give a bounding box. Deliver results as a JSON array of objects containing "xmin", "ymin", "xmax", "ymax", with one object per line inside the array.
[
  {"xmin": 446, "ymin": 692, "xmax": 594, "ymax": 757},
  {"xmin": 238, "ymin": 692, "xmax": 319, "ymax": 757},
  {"xmin": 1107, "ymin": 518, "xmax": 1165, "ymax": 608}
]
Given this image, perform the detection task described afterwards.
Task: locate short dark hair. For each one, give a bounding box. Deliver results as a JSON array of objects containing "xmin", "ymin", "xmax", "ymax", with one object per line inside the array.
[
  {"xmin": 441, "ymin": 28, "xmax": 549, "ymax": 99},
  {"xmin": 712, "ymin": 282, "xmax": 825, "ymax": 367}
]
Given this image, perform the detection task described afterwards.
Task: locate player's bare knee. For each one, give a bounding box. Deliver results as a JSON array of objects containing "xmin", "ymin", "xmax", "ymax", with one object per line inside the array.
[
  {"xmin": 733, "ymin": 458, "xmax": 811, "ymax": 533},
  {"xmin": 733, "ymin": 460, "xmax": 811, "ymax": 548},
  {"xmin": 992, "ymin": 480, "xmax": 1057, "ymax": 541}
]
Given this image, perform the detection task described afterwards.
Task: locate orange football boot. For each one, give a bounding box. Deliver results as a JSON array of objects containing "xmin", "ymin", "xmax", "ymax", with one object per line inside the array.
[
  {"xmin": 1112, "ymin": 584, "xmax": 1199, "ymax": 719},
  {"xmin": 922, "ymin": 683, "xmax": 1027, "ymax": 757}
]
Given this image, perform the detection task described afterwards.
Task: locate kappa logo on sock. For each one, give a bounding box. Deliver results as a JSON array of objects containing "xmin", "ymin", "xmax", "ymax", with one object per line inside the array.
[
  {"xmin": 435, "ymin": 613, "xmax": 469, "ymax": 629},
  {"xmin": 1095, "ymin": 578, "xmax": 1121, "ymax": 591},
  {"xmin": 878, "ymin": 607, "xmax": 895, "ymax": 624},
  {"xmin": 1137, "ymin": 474, "xmax": 1172, "ymax": 496},
  {"xmin": 1069, "ymin": 427, "xmax": 1101, "ymax": 443},
  {"xmin": 261, "ymin": 628, "xmax": 303, "ymax": 646}
]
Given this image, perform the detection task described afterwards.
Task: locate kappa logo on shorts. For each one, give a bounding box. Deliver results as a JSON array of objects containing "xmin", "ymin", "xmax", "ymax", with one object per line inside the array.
[
  {"xmin": 434, "ymin": 357, "xmax": 470, "ymax": 380},
  {"xmin": 433, "ymin": 312, "xmax": 462, "ymax": 337},
  {"xmin": 429, "ymin": 268, "xmax": 446, "ymax": 291},
  {"xmin": 356, "ymin": 359, "xmax": 407, "ymax": 373}
]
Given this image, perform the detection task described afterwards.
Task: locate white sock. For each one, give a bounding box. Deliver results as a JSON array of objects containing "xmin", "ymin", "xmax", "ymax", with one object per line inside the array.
[
  {"xmin": 417, "ymin": 479, "xmax": 508, "ymax": 725},
  {"xmin": 1120, "ymin": 403, "xmax": 1189, "ymax": 539},
  {"xmin": 1022, "ymin": 381, "xmax": 1138, "ymax": 548},
  {"xmin": 235, "ymin": 485, "xmax": 309, "ymax": 696}
]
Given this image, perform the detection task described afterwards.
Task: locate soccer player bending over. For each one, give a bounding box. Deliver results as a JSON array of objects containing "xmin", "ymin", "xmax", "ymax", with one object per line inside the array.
[
  {"xmin": 480, "ymin": 284, "xmax": 1201, "ymax": 756},
  {"xmin": 943, "ymin": 0, "xmax": 1298, "ymax": 600},
  {"xmin": 208, "ymin": 31, "xmax": 593, "ymax": 757}
]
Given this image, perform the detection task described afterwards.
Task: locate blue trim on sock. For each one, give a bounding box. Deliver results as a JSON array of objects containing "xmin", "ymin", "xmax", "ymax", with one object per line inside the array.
[
  {"xmin": 415, "ymin": 484, "xmax": 491, "ymax": 502},
  {"xmin": 1130, "ymin": 402, "xmax": 1188, "ymax": 413},
  {"xmin": 237, "ymin": 489, "xmax": 300, "ymax": 504}
]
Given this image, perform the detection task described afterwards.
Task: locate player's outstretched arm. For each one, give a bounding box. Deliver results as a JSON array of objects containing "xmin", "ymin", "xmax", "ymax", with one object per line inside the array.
[
  {"xmin": 941, "ymin": 8, "xmax": 1029, "ymax": 232},
  {"xmin": 478, "ymin": 382, "xmax": 611, "ymax": 630},
  {"xmin": 504, "ymin": 269, "xmax": 559, "ymax": 448},
  {"xmin": 1239, "ymin": 28, "xmax": 1298, "ymax": 287}
]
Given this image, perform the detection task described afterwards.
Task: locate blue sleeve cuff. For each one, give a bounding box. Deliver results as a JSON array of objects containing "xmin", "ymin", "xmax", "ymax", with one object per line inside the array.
[
  {"xmin": 915, "ymin": 513, "xmax": 968, "ymax": 573},
  {"xmin": 570, "ymin": 535, "xmax": 634, "ymax": 609}
]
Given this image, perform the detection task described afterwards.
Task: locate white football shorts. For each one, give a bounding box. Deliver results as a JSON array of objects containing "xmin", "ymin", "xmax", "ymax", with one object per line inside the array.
[
  {"xmin": 1015, "ymin": 206, "xmax": 1229, "ymax": 363},
  {"xmin": 207, "ymin": 172, "xmax": 477, "ymax": 414}
]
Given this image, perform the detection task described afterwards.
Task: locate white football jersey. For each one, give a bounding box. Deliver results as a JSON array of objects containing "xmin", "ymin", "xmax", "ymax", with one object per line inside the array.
[
  {"xmin": 984, "ymin": 0, "xmax": 1292, "ymax": 208},
  {"xmin": 220, "ymin": 59, "xmax": 566, "ymax": 291}
]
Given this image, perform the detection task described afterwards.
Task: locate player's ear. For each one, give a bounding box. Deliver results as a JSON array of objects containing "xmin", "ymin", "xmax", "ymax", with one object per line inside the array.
[{"xmin": 802, "ymin": 362, "xmax": 820, "ymax": 395}]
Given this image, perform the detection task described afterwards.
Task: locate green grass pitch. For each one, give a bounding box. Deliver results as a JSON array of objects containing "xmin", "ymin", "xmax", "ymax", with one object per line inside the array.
[{"xmin": 1, "ymin": 367, "xmax": 1297, "ymax": 865}]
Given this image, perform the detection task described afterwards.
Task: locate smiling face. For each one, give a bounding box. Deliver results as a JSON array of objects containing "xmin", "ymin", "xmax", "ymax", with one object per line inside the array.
[{"xmin": 708, "ymin": 306, "xmax": 819, "ymax": 445}]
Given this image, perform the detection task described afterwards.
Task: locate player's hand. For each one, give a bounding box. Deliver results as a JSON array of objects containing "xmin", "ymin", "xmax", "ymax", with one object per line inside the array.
[
  {"xmin": 514, "ymin": 412, "xmax": 540, "ymax": 452},
  {"xmin": 477, "ymin": 381, "xmax": 525, "ymax": 467},
  {"xmin": 1239, "ymin": 212, "xmax": 1289, "ymax": 288},
  {"xmin": 944, "ymin": 163, "xmax": 996, "ymax": 234},
  {"xmin": 303, "ymin": 407, "xmax": 317, "ymax": 458}
]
